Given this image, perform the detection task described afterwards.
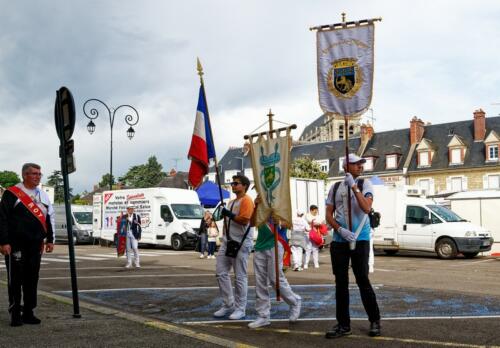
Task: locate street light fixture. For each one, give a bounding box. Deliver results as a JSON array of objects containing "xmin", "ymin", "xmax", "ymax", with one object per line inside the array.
[
  {"xmin": 235, "ymin": 156, "xmax": 245, "ymax": 175},
  {"xmin": 83, "ymin": 98, "xmax": 140, "ymax": 190}
]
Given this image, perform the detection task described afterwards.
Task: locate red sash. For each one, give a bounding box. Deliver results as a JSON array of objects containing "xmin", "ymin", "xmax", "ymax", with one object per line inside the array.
[{"xmin": 7, "ymin": 186, "xmax": 47, "ymax": 234}]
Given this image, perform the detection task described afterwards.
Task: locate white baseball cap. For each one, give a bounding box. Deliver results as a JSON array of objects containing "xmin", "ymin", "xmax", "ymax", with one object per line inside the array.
[
  {"xmin": 296, "ymin": 209, "xmax": 304, "ymax": 216},
  {"xmin": 346, "ymin": 153, "xmax": 366, "ymax": 164},
  {"xmin": 126, "ymin": 203, "xmax": 134, "ymax": 208}
]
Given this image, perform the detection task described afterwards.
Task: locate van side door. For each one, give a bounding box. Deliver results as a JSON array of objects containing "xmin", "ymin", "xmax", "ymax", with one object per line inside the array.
[
  {"xmin": 401, "ymin": 205, "xmax": 434, "ymax": 250},
  {"xmin": 160, "ymin": 205, "xmax": 175, "ymax": 245}
]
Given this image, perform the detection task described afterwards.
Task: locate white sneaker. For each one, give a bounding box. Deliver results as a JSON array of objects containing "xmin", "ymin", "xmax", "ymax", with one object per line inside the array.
[
  {"xmin": 125, "ymin": 263, "xmax": 132, "ymax": 268},
  {"xmin": 213, "ymin": 305, "xmax": 234, "ymax": 318},
  {"xmin": 303, "ymin": 265, "xmax": 308, "ymax": 270},
  {"xmin": 248, "ymin": 317, "xmax": 270, "ymax": 329},
  {"xmin": 289, "ymin": 297, "xmax": 301, "ymax": 322},
  {"xmin": 314, "ymin": 265, "xmax": 319, "ymax": 269},
  {"xmin": 229, "ymin": 309, "xmax": 246, "ymax": 320},
  {"xmin": 298, "ymin": 267, "xmax": 303, "ymax": 271},
  {"xmin": 200, "ymin": 254, "xmax": 205, "ymax": 259},
  {"xmin": 135, "ymin": 263, "xmax": 141, "ymax": 268}
]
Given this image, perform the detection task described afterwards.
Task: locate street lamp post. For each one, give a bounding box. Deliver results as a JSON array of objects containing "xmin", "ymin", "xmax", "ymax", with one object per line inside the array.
[{"xmin": 83, "ymin": 99, "xmax": 139, "ymax": 190}]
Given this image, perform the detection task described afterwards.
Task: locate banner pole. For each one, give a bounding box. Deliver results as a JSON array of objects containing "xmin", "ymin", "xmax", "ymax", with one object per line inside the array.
[
  {"xmin": 267, "ymin": 109, "xmax": 281, "ymax": 301},
  {"xmin": 344, "ymin": 116, "xmax": 353, "ymax": 232}
]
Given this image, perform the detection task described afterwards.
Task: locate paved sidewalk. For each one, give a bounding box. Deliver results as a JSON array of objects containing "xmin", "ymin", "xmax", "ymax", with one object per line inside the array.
[{"xmin": 0, "ymin": 282, "xmax": 244, "ymax": 348}]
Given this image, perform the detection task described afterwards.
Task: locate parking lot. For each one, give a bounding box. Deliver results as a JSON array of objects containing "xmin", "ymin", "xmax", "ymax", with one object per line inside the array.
[{"xmin": 2, "ymin": 244, "xmax": 500, "ymax": 347}]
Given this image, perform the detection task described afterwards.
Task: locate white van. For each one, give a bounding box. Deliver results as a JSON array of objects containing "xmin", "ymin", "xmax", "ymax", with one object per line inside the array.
[
  {"xmin": 53, "ymin": 204, "xmax": 93, "ymax": 244},
  {"xmin": 93, "ymin": 188, "xmax": 203, "ymax": 250},
  {"xmin": 372, "ymin": 185, "xmax": 493, "ymax": 259}
]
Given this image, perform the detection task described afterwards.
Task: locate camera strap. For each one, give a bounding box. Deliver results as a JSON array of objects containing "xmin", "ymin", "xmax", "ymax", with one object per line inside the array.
[{"xmin": 225, "ymin": 200, "xmax": 251, "ymax": 245}]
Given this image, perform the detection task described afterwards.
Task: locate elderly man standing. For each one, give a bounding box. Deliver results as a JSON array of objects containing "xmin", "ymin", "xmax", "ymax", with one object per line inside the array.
[
  {"xmin": 0, "ymin": 163, "xmax": 55, "ymax": 326},
  {"xmin": 124, "ymin": 203, "xmax": 142, "ymax": 268},
  {"xmin": 325, "ymin": 154, "xmax": 381, "ymax": 339}
]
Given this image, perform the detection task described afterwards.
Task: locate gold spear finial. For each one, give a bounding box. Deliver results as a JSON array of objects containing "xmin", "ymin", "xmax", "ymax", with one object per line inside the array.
[
  {"xmin": 341, "ymin": 12, "xmax": 346, "ymax": 23},
  {"xmin": 267, "ymin": 108, "xmax": 274, "ymax": 132},
  {"xmin": 196, "ymin": 57, "xmax": 204, "ymax": 78}
]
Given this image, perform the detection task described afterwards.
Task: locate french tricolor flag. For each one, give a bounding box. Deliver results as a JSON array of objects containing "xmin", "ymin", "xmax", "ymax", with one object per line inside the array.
[{"xmin": 188, "ymin": 85, "xmax": 216, "ymax": 188}]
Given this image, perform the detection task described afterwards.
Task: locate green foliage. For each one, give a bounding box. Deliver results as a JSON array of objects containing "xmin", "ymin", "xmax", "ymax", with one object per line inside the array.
[
  {"xmin": 290, "ymin": 157, "xmax": 328, "ymax": 181},
  {"xmin": 0, "ymin": 170, "xmax": 21, "ymax": 188},
  {"xmin": 98, "ymin": 173, "xmax": 115, "ymax": 188},
  {"xmin": 119, "ymin": 156, "xmax": 166, "ymax": 188},
  {"xmin": 46, "ymin": 170, "xmax": 64, "ymax": 203}
]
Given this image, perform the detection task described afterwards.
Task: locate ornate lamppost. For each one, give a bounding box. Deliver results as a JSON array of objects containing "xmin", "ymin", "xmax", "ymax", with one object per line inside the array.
[{"xmin": 83, "ymin": 99, "xmax": 139, "ymax": 190}]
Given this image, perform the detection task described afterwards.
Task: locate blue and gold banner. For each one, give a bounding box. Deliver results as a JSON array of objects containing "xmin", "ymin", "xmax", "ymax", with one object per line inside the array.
[
  {"xmin": 316, "ymin": 23, "xmax": 375, "ymax": 116},
  {"xmin": 249, "ymin": 129, "xmax": 292, "ymax": 228}
]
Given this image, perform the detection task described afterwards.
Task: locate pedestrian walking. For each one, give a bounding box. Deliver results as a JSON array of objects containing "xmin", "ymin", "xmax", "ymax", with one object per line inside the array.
[
  {"xmin": 207, "ymin": 220, "xmax": 218, "ymax": 259},
  {"xmin": 123, "ymin": 203, "xmax": 142, "ymax": 268},
  {"xmin": 325, "ymin": 154, "xmax": 381, "ymax": 338},
  {"xmin": 0, "ymin": 163, "xmax": 55, "ymax": 326},
  {"xmin": 213, "ymin": 174, "xmax": 254, "ymax": 320},
  {"xmin": 198, "ymin": 210, "xmax": 211, "ymax": 258},
  {"xmin": 290, "ymin": 210, "xmax": 307, "ymax": 271},
  {"xmin": 247, "ymin": 195, "xmax": 301, "ymax": 329},
  {"xmin": 304, "ymin": 205, "xmax": 322, "ymax": 269}
]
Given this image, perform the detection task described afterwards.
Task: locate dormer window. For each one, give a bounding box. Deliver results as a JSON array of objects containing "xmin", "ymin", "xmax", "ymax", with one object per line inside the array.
[
  {"xmin": 447, "ymin": 135, "xmax": 466, "ymax": 166},
  {"xmin": 418, "ymin": 151, "xmax": 430, "ymax": 167},
  {"xmin": 363, "ymin": 157, "xmax": 374, "ymax": 171},
  {"xmin": 386, "ymin": 154, "xmax": 399, "ymax": 169},
  {"xmin": 315, "ymin": 159, "xmax": 329, "ymax": 173},
  {"xmin": 488, "ymin": 144, "xmax": 499, "ymax": 161},
  {"xmin": 450, "ymin": 148, "xmax": 463, "ymax": 165}
]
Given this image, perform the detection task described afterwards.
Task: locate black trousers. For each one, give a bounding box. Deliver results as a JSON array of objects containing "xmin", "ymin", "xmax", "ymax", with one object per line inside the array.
[
  {"xmin": 5, "ymin": 245, "xmax": 42, "ymax": 314},
  {"xmin": 330, "ymin": 241, "xmax": 380, "ymax": 327}
]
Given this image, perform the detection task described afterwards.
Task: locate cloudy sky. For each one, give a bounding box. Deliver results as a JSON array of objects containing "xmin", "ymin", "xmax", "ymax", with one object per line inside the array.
[{"xmin": 1, "ymin": 1, "xmax": 500, "ymax": 192}]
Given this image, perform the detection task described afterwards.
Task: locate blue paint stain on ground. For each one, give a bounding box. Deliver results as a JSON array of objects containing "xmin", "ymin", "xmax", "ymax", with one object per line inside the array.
[{"xmin": 55, "ymin": 285, "xmax": 500, "ymax": 323}]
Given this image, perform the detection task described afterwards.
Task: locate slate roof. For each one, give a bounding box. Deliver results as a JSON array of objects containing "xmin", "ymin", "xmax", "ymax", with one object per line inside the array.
[
  {"xmin": 362, "ymin": 128, "xmax": 411, "ymax": 174},
  {"xmin": 407, "ymin": 116, "xmax": 500, "ymax": 172}
]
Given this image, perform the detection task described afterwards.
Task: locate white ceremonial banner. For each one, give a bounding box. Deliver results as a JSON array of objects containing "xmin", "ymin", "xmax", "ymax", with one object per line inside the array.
[
  {"xmin": 317, "ymin": 24, "xmax": 374, "ymax": 116},
  {"xmin": 249, "ymin": 130, "xmax": 292, "ymax": 228}
]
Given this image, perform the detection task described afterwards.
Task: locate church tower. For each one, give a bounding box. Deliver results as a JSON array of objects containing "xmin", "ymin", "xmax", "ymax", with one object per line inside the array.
[{"xmin": 299, "ymin": 113, "xmax": 363, "ymax": 142}]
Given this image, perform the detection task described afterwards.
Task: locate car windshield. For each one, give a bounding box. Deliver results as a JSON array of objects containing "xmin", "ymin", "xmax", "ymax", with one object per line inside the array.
[
  {"xmin": 427, "ymin": 205, "xmax": 465, "ymax": 222},
  {"xmin": 73, "ymin": 212, "xmax": 92, "ymax": 225},
  {"xmin": 171, "ymin": 204, "xmax": 204, "ymax": 219}
]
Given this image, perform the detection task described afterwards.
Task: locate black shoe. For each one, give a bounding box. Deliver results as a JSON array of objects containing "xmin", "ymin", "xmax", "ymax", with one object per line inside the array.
[
  {"xmin": 369, "ymin": 321, "xmax": 381, "ymax": 337},
  {"xmin": 10, "ymin": 312, "xmax": 23, "ymax": 327},
  {"xmin": 325, "ymin": 324, "xmax": 352, "ymax": 339},
  {"xmin": 22, "ymin": 314, "xmax": 41, "ymax": 325}
]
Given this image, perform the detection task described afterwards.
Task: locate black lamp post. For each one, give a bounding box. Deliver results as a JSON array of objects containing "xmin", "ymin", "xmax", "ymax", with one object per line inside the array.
[{"xmin": 83, "ymin": 98, "xmax": 139, "ymax": 190}]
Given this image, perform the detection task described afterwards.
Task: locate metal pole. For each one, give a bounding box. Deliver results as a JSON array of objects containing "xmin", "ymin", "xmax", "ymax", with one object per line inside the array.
[
  {"xmin": 56, "ymin": 89, "xmax": 81, "ymax": 318},
  {"xmin": 344, "ymin": 116, "xmax": 353, "ymax": 231},
  {"xmin": 109, "ymin": 118, "xmax": 113, "ymax": 190}
]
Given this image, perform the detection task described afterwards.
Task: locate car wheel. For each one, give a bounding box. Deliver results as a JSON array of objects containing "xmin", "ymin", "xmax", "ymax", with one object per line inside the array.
[
  {"xmin": 436, "ymin": 237, "xmax": 458, "ymax": 259},
  {"xmin": 384, "ymin": 249, "xmax": 398, "ymax": 256},
  {"xmin": 463, "ymin": 252, "xmax": 479, "ymax": 259},
  {"xmin": 172, "ymin": 235, "xmax": 184, "ymax": 251}
]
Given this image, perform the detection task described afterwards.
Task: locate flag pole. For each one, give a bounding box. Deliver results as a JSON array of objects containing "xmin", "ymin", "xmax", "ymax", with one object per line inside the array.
[
  {"xmin": 197, "ymin": 58, "xmax": 226, "ymax": 208},
  {"xmin": 267, "ymin": 109, "xmax": 281, "ymax": 301},
  {"xmin": 344, "ymin": 116, "xmax": 353, "ymax": 232}
]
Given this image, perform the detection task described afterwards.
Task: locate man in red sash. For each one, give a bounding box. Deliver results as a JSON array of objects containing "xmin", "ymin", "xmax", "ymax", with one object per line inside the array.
[{"xmin": 0, "ymin": 163, "xmax": 55, "ymax": 327}]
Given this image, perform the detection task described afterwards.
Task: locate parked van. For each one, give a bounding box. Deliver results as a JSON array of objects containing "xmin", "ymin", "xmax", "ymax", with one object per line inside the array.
[
  {"xmin": 53, "ymin": 204, "xmax": 93, "ymax": 244},
  {"xmin": 372, "ymin": 185, "xmax": 493, "ymax": 259},
  {"xmin": 93, "ymin": 188, "xmax": 202, "ymax": 250}
]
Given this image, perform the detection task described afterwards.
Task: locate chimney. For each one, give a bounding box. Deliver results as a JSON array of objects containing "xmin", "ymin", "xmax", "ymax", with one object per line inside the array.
[
  {"xmin": 473, "ymin": 108, "xmax": 486, "ymax": 141},
  {"xmin": 360, "ymin": 123, "xmax": 374, "ymax": 142},
  {"xmin": 169, "ymin": 168, "xmax": 177, "ymax": 177},
  {"xmin": 410, "ymin": 116, "xmax": 425, "ymax": 145}
]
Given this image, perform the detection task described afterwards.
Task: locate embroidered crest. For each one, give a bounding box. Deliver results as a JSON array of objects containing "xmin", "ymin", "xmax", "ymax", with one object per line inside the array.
[
  {"xmin": 327, "ymin": 58, "xmax": 363, "ymax": 99},
  {"xmin": 259, "ymin": 143, "xmax": 281, "ymax": 206}
]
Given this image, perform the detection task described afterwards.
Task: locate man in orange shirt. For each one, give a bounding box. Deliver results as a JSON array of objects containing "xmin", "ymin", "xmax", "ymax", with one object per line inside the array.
[{"xmin": 213, "ymin": 174, "xmax": 254, "ymax": 320}]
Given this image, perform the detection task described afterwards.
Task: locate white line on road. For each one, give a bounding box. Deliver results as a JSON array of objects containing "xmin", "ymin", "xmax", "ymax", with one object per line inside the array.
[
  {"xmin": 39, "ymin": 265, "xmax": 192, "ymax": 271},
  {"xmin": 41, "ymin": 257, "xmax": 79, "ymax": 263},
  {"xmin": 58, "ymin": 255, "xmax": 108, "ymax": 261},
  {"xmin": 40, "ymin": 273, "xmax": 214, "ymax": 280}
]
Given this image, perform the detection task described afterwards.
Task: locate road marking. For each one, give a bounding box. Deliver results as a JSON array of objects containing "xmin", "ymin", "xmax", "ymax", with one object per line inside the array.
[
  {"xmin": 39, "ymin": 265, "xmax": 192, "ymax": 271},
  {"xmin": 41, "ymin": 257, "xmax": 79, "ymax": 263},
  {"xmin": 39, "ymin": 273, "xmax": 215, "ymax": 280},
  {"xmin": 201, "ymin": 324, "xmax": 500, "ymax": 348},
  {"xmin": 451, "ymin": 259, "xmax": 495, "ymax": 266},
  {"xmin": 58, "ymin": 255, "xmax": 109, "ymax": 261}
]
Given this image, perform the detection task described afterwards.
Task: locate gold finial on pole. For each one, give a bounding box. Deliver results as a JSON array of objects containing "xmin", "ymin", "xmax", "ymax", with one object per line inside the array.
[
  {"xmin": 196, "ymin": 57, "xmax": 204, "ymax": 79},
  {"xmin": 341, "ymin": 12, "xmax": 346, "ymax": 23}
]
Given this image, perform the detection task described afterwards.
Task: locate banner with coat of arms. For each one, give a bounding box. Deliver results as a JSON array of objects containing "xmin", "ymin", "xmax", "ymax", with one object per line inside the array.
[
  {"xmin": 316, "ymin": 24, "xmax": 374, "ymax": 116},
  {"xmin": 249, "ymin": 130, "xmax": 292, "ymax": 228}
]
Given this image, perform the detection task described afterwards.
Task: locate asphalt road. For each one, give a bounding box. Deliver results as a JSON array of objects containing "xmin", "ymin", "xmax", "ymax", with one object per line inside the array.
[{"xmin": 3, "ymin": 244, "xmax": 500, "ymax": 347}]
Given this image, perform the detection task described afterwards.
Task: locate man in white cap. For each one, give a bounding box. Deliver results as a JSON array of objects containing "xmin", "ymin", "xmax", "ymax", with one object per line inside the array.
[
  {"xmin": 325, "ymin": 153, "xmax": 381, "ymax": 339},
  {"xmin": 124, "ymin": 203, "xmax": 141, "ymax": 268},
  {"xmin": 290, "ymin": 210, "xmax": 307, "ymax": 271}
]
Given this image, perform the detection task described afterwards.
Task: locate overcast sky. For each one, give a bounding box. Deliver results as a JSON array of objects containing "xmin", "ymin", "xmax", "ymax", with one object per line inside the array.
[{"xmin": 1, "ymin": 0, "xmax": 500, "ymax": 193}]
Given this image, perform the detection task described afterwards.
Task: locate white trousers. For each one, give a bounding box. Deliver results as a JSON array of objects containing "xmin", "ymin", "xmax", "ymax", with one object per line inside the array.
[
  {"xmin": 304, "ymin": 238, "xmax": 319, "ymax": 268},
  {"xmin": 253, "ymin": 244, "xmax": 300, "ymax": 319},
  {"xmin": 290, "ymin": 246, "xmax": 303, "ymax": 269},
  {"xmin": 215, "ymin": 239, "xmax": 252, "ymax": 312},
  {"xmin": 126, "ymin": 235, "xmax": 140, "ymax": 265},
  {"xmin": 369, "ymin": 232, "xmax": 374, "ymax": 273}
]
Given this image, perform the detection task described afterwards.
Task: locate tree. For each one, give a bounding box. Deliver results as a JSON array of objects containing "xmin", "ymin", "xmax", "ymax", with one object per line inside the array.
[
  {"xmin": 290, "ymin": 157, "xmax": 328, "ymax": 181},
  {"xmin": 46, "ymin": 170, "xmax": 72, "ymax": 203},
  {"xmin": 119, "ymin": 156, "xmax": 166, "ymax": 188},
  {"xmin": 98, "ymin": 173, "xmax": 115, "ymax": 188},
  {"xmin": 0, "ymin": 170, "xmax": 20, "ymax": 188}
]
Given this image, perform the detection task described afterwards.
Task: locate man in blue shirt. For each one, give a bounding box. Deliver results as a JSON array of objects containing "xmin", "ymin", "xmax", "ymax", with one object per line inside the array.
[{"xmin": 325, "ymin": 154, "xmax": 381, "ymax": 339}]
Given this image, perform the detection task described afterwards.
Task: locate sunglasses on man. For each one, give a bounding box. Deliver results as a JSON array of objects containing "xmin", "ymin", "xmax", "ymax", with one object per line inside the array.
[{"xmin": 230, "ymin": 181, "xmax": 242, "ymax": 186}]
